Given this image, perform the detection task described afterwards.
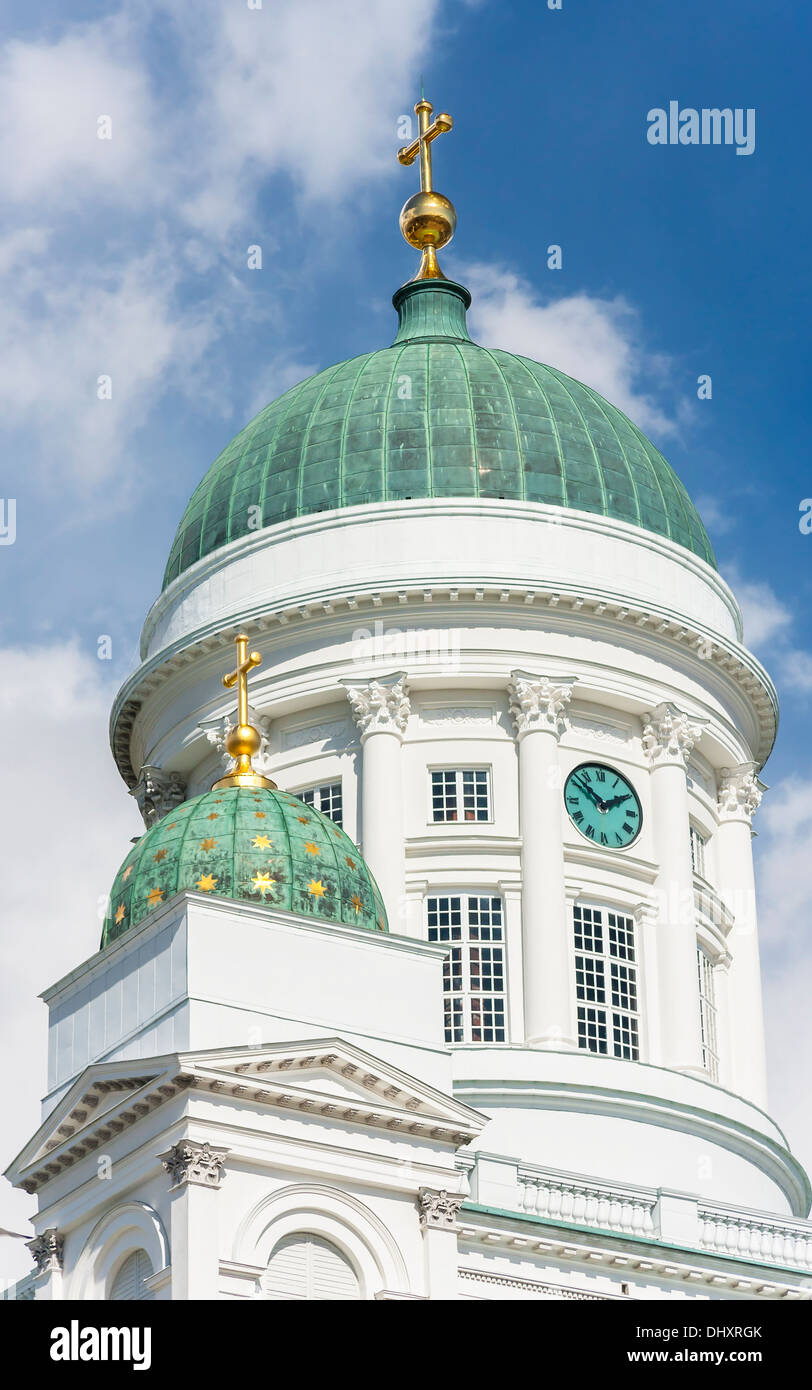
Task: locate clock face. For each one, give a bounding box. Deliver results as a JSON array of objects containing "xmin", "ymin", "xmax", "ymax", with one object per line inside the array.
[{"xmin": 564, "ymin": 762, "xmax": 642, "ymax": 848}]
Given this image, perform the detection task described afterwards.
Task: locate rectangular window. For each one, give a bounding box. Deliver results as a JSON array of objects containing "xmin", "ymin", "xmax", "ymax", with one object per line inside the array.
[
  {"xmin": 690, "ymin": 825, "xmax": 708, "ymax": 879},
  {"xmin": 574, "ymin": 904, "xmax": 639, "ymax": 1060},
  {"xmin": 299, "ymin": 781, "xmax": 343, "ymax": 827},
  {"xmin": 697, "ymin": 947, "xmax": 719, "ymax": 1081},
  {"xmin": 430, "ymin": 769, "xmax": 491, "ymax": 823},
  {"xmin": 427, "ymin": 894, "xmax": 506, "ymax": 1042}
]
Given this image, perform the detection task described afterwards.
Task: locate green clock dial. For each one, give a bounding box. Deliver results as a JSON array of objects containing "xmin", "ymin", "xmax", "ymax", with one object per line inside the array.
[{"xmin": 564, "ymin": 762, "xmax": 642, "ymax": 848}]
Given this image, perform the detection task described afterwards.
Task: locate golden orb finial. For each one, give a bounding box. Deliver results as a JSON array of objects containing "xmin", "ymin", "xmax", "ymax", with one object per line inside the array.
[
  {"xmin": 397, "ymin": 96, "xmax": 456, "ymax": 281},
  {"xmin": 212, "ymin": 632, "xmax": 276, "ymax": 790}
]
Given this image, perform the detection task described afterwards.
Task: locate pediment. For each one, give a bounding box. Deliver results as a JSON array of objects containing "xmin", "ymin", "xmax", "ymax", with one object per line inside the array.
[
  {"xmin": 6, "ymin": 1037, "xmax": 485, "ymax": 1195},
  {"xmin": 181, "ymin": 1037, "xmax": 485, "ymax": 1143}
]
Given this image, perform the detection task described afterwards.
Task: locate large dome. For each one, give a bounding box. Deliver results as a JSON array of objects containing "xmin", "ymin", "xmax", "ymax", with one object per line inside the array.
[
  {"xmin": 101, "ymin": 786, "xmax": 388, "ymax": 949},
  {"xmin": 163, "ymin": 279, "xmax": 714, "ymax": 590}
]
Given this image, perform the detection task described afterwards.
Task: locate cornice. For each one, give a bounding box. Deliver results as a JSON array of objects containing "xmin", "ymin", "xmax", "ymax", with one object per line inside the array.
[
  {"xmin": 110, "ymin": 583, "xmax": 778, "ymax": 790},
  {"xmin": 458, "ymin": 1205, "xmax": 812, "ymax": 1297}
]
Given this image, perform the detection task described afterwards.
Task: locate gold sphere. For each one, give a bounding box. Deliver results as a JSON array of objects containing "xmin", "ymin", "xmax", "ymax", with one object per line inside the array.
[
  {"xmin": 399, "ymin": 190, "xmax": 456, "ymax": 252},
  {"xmin": 225, "ymin": 722, "xmax": 261, "ymax": 759}
]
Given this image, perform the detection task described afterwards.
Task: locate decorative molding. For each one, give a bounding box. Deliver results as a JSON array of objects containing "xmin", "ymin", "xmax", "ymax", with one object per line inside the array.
[
  {"xmin": 569, "ymin": 715, "xmax": 632, "ymax": 748},
  {"xmin": 420, "ymin": 705, "xmax": 494, "ymax": 726},
  {"xmin": 26, "ymin": 1228, "xmax": 64, "ymax": 1274},
  {"xmin": 508, "ymin": 671, "xmax": 577, "ymax": 740},
  {"xmin": 159, "ymin": 1139, "xmax": 228, "ymax": 1189},
  {"xmin": 717, "ymin": 762, "xmax": 767, "ymax": 822},
  {"xmin": 131, "ymin": 765, "xmax": 186, "ymax": 829},
  {"xmin": 342, "ymin": 672, "xmax": 410, "ymax": 737},
  {"xmin": 282, "ymin": 718, "xmax": 351, "ymax": 751},
  {"xmin": 418, "ymin": 1187, "xmax": 465, "ymax": 1231},
  {"xmin": 642, "ymin": 702, "xmax": 706, "ymax": 768},
  {"xmin": 459, "ymin": 1268, "xmax": 609, "ymax": 1300}
]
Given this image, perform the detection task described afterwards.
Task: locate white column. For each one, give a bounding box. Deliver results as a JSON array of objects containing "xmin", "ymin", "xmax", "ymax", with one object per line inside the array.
[
  {"xmin": 715, "ymin": 763, "xmax": 768, "ymax": 1108},
  {"xmin": 159, "ymin": 1139, "xmax": 228, "ymax": 1301},
  {"xmin": 27, "ymin": 1229, "xmax": 64, "ymax": 1300},
  {"xmin": 508, "ymin": 671, "xmax": 578, "ymax": 1050},
  {"xmin": 343, "ymin": 672, "xmax": 410, "ymax": 929},
  {"xmin": 418, "ymin": 1188, "xmax": 463, "ymax": 1299},
  {"xmin": 643, "ymin": 703, "xmax": 705, "ymax": 1074}
]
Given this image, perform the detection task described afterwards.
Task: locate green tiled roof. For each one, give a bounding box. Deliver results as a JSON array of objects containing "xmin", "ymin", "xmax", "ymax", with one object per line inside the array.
[
  {"xmin": 163, "ymin": 280, "xmax": 714, "ymax": 589},
  {"xmin": 101, "ymin": 786, "xmax": 387, "ymax": 949}
]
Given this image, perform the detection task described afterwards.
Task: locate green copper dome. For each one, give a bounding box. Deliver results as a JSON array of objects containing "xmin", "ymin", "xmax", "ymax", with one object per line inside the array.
[
  {"xmin": 163, "ymin": 279, "xmax": 714, "ymax": 589},
  {"xmin": 101, "ymin": 786, "xmax": 388, "ymax": 949}
]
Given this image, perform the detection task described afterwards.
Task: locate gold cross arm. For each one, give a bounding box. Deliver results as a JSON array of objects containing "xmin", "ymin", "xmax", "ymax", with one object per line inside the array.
[
  {"xmin": 397, "ymin": 99, "xmax": 453, "ymax": 193},
  {"xmin": 223, "ymin": 632, "xmax": 262, "ymax": 727}
]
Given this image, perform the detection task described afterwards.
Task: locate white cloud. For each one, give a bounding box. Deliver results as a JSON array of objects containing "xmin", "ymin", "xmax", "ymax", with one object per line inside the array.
[
  {"xmin": 462, "ymin": 263, "xmax": 674, "ymax": 436},
  {"xmin": 723, "ymin": 573, "xmax": 792, "ymax": 650},
  {"xmin": 0, "ymin": 641, "xmax": 142, "ymax": 1284},
  {"xmin": 0, "ymin": 0, "xmax": 442, "ymax": 489}
]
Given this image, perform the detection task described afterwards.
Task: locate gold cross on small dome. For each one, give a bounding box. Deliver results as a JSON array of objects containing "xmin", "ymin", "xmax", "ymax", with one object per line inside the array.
[
  {"xmin": 397, "ymin": 95, "xmax": 457, "ymax": 282},
  {"xmin": 212, "ymin": 631, "xmax": 276, "ymax": 791}
]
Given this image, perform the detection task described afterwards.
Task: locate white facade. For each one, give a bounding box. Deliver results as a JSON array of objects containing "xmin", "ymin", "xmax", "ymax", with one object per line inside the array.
[{"xmin": 7, "ymin": 489, "xmax": 812, "ymax": 1301}]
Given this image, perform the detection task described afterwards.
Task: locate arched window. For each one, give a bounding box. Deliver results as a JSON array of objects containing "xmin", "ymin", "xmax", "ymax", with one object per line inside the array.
[
  {"xmin": 108, "ymin": 1250, "xmax": 155, "ymax": 1301},
  {"xmin": 265, "ymin": 1233, "xmax": 360, "ymax": 1300}
]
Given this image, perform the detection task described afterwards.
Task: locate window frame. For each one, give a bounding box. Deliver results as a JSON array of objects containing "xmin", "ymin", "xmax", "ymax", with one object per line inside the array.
[
  {"xmin": 696, "ymin": 945, "xmax": 720, "ymax": 1081},
  {"xmin": 689, "ymin": 823, "xmax": 709, "ymax": 880},
  {"xmin": 294, "ymin": 779, "xmax": 343, "ymax": 827},
  {"xmin": 427, "ymin": 766, "xmax": 493, "ymax": 826},
  {"xmin": 426, "ymin": 890, "xmax": 508, "ymax": 1044},
  {"xmin": 572, "ymin": 901, "xmax": 641, "ymax": 1062}
]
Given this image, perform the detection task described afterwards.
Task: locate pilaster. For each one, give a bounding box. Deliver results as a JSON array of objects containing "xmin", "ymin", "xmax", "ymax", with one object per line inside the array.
[{"xmin": 158, "ymin": 1139, "xmax": 228, "ymax": 1301}]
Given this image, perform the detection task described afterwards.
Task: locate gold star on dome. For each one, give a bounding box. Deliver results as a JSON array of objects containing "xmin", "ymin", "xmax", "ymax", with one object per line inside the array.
[
  {"xmin": 146, "ymin": 887, "xmax": 164, "ymax": 909},
  {"xmin": 207, "ymin": 812, "xmax": 219, "ymax": 821},
  {"xmin": 307, "ymin": 879, "xmax": 326, "ymax": 899},
  {"xmin": 200, "ymin": 837, "xmax": 216, "ymax": 852},
  {"xmin": 332, "ymin": 828, "xmax": 341, "ymax": 837},
  {"xmin": 253, "ymin": 834, "xmax": 272, "ymax": 849},
  {"xmin": 350, "ymin": 893, "xmax": 362, "ymax": 915},
  {"xmin": 254, "ymin": 811, "xmax": 267, "ymax": 820},
  {"xmin": 153, "ymin": 848, "xmax": 167, "ymax": 862},
  {"xmin": 251, "ymin": 871, "xmax": 275, "ymax": 896},
  {"xmin": 297, "ymin": 816, "xmax": 309, "ymax": 824},
  {"xmin": 304, "ymin": 841, "xmax": 320, "ymax": 856},
  {"xmin": 122, "ymin": 864, "xmax": 134, "ymax": 881},
  {"xmin": 165, "ymin": 822, "xmax": 177, "ymax": 830},
  {"xmin": 345, "ymin": 855, "xmax": 356, "ymax": 869},
  {"xmin": 115, "ymin": 904, "xmax": 126, "ymax": 924},
  {"xmin": 196, "ymin": 873, "xmax": 217, "ymax": 892}
]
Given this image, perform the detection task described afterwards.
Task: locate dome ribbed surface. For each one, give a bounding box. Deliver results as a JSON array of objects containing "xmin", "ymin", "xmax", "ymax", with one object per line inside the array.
[
  {"xmin": 163, "ymin": 281, "xmax": 714, "ymax": 589},
  {"xmin": 101, "ymin": 786, "xmax": 388, "ymax": 949}
]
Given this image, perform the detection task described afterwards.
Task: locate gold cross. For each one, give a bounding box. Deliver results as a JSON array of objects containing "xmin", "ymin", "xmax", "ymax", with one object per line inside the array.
[
  {"xmin": 397, "ymin": 99, "xmax": 453, "ymax": 193},
  {"xmin": 212, "ymin": 632, "xmax": 275, "ymax": 790},
  {"xmin": 223, "ymin": 632, "xmax": 261, "ymax": 727}
]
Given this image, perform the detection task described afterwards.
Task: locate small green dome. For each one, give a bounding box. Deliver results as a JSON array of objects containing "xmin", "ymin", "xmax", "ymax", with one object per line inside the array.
[
  {"xmin": 163, "ymin": 279, "xmax": 714, "ymax": 589},
  {"xmin": 101, "ymin": 786, "xmax": 388, "ymax": 949}
]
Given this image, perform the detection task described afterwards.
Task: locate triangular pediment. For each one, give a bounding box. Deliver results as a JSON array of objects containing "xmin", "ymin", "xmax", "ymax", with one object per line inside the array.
[
  {"xmin": 6, "ymin": 1037, "xmax": 485, "ymax": 1196},
  {"xmin": 179, "ymin": 1037, "xmax": 485, "ymax": 1142}
]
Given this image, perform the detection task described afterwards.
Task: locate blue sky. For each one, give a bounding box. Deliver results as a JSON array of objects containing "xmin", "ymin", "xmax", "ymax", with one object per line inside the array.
[{"xmin": 1, "ymin": 0, "xmax": 811, "ymax": 1269}]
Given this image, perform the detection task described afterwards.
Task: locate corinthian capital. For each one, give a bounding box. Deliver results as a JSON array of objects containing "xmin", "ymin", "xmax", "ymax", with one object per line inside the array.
[
  {"xmin": 717, "ymin": 763, "xmax": 766, "ymax": 822},
  {"xmin": 159, "ymin": 1140, "xmax": 228, "ymax": 1189},
  {"xmin": 131, "ymin": 765, "xmax": 187, "ymax": 829},
  {"xmin": 508, "ymin": 670, "xmax": 577, "ymax": 740},
  {"xmin": 417, "ymin": 1187, "xmax": 464, "ymax": 1231},
  {"xmin": 342, "ymin": 672, "xmax": 410, "ymax": 737},
  {"xmin": 642, "ymin": 702, "xmax": 706, "ymax": 768},
  {"xmin": 26, "ymin": 1228, "xmax": 64, "ymax": 1274}
]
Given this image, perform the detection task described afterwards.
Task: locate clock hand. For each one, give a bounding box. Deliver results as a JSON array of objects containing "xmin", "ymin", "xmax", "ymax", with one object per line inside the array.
[
  {"xmin": 604, "ymin": 793, "xmax": 634, "ymax": 811},
  {"xmin": 572, "ymin": 775, "xmax": 608, "ymax": 812}
]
